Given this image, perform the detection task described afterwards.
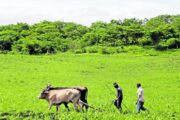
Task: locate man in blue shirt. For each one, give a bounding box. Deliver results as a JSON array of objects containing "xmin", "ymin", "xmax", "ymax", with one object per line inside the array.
[{"xmin": 113, "ymin": 82, "xmax": 123, "ymax": 110}]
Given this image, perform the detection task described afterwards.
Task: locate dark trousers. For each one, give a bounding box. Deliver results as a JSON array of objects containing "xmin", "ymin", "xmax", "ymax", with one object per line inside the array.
[
  {"xmin": 114, "ymin": 98, "xmax": 122, "ymax": 109},
  {"xmin": 136, "ymin": 100, "xmax": 147, "ymax": 113}
]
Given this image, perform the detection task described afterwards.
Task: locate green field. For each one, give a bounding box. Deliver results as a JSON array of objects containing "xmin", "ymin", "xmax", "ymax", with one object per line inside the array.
[{"xmin": 0, "ymin": 51, "xmax": 180, "ymax": 120}]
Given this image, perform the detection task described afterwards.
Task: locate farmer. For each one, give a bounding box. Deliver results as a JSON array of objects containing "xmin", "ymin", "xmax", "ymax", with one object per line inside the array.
[
  {"xmin": 136, "ymin": 83, "xmax": 148, "ymax": 113},
  {"xmin": 113, "ymin": 82, "xmax": 123, "ymax": 110}
]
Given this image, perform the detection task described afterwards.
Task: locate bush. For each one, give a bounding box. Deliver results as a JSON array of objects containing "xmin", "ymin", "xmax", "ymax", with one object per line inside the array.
[
  {"xmin": 156, "ymin": 40, "xmax": 168, "ymax": 50},
  {"xmin": 116, "ymin": 46, "xmax": 126, "ymax": 53},
  {"xmin": 123, "ymin": 46, "xmax": 144, "ymax": 52},
  {"xmin": 13, "ymin": 38, "xmax": 42, "ymax": 54},
  {"xmin": 0, "ymin": 50, "xmax": 9, "ymax": 54},
  {"xmin": 99, "ymin": 47, "xmax": 117, "ymax": 54},
  {"xmin": 26, "ymin": 43, "xmax": 41, "ymax": 54},
  {"xmin": 156, "ymin": 38, "xmax": 180, "ymax": 50},
  {"xmin": 73, "ymin": 49, "xmax": 86, "ymax": 54},
  {"xmin": 139, "ymin": 37, "xmax": 152, "ymax": 46},
  {"xmin": 85, "ymin": 46, "xmax": 99, "ymax": 53},
  {"xmin": 166, "ymin": 38, "xmax": 180, "ymax": 49},
  {"xmin": 0, "ymin": 40, "xmax": 12, "ymax": 51},
  {"xmin": 41, "ymin": 42, "xmax": 56, "ymax": 54}
]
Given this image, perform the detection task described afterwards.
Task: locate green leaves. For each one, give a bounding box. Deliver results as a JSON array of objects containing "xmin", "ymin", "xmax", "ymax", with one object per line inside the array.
[{"xmin": 0, "ymin": 15, "xmax": 180, "ymax": 54}]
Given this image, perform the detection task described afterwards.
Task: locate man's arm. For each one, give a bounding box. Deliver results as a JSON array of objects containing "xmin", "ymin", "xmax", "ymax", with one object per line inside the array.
[
  {"xmin": 136, "ymin": 89, "xmax": 142, "ymax": 103},
  {"xmin": 117, "ymin": 89, "xmax": 122, "ymax": 99}
]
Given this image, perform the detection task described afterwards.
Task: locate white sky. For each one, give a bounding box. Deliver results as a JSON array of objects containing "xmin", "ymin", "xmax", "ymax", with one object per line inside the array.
[{"xmin": 0, "ymin": 0, "xmax": 180, "ymax": 26}]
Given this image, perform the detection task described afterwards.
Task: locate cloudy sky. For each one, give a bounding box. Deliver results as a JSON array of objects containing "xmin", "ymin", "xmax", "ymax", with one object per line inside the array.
[{"xmin": 0, "ymin": 0, "xmax": 179, "ymax": 26}]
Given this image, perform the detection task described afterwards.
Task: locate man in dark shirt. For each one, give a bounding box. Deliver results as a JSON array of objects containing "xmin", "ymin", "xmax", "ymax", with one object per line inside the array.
[{"xmin": 113, "ymin": 82, "xmax": 123, "ymax": 110}]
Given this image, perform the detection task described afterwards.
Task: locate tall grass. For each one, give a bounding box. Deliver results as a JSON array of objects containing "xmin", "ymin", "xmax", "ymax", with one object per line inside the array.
[{"xmin": 0, "ymin": 50, "xmax": 180, "ymax": 119}]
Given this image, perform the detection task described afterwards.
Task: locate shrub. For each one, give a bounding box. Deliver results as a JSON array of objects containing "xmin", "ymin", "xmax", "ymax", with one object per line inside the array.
[
  {"xmin": 166, "ymin": 38, "xmax": 180, "ymax": 49},
  {"xmin": 73, "ymin": 49, "xmax": 86, "ymax": 54},
  {"xmin": 13, "ymin": 38, "xmax": 42, "ymax": 54},
  {"xmin": 116, "ymin": 46, "xmax": 126, "ymax": 53},
  {"xmin": 85, "ymin": 46, "xmax": 99, "ymax": 53},
  {"xmin": 139, "ymin": 37, "xmax": 152, "ymax": 46},
  {"xmin": 156, "ymin": 40, "xmax": 168, "ymax": 50},
  {"xmin": 41, "ymin": 42, "xmax": 56, "ymax": 54},
  {"xmin": 123, "ymin": 45, "xmax": 144, "ymax": 52},
  {"xmin": 99, "ymin": 47, "xmax": 117, "ymax": 54},
  {"xmin": 0, "ymin": 40, "xmax": 12, "ymax": 51}
]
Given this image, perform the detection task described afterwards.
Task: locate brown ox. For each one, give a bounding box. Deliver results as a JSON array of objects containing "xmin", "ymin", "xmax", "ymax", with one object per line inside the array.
[
  {"xmin": 38, "ymin": 85, "xmax": 86, "ymax": 112},
  {"xmin": 48, "ymin": 85, "xmax": 89, "ymax": 111}
]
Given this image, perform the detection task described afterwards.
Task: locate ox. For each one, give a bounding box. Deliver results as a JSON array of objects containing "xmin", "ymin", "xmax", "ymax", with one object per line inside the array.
[
  {"xmin": 38, "ymin": 84, "xmax": 89, "ymax": 112},
  {"xmin": 48, "ymin": 85, "xmax": 89, "ymax": 111}
]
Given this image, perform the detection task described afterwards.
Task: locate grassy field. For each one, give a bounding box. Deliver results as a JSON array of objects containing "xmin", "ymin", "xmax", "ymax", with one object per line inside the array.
[{"xmin": 0, "ymin": 51, "xmax": 180, "ymax": 119}]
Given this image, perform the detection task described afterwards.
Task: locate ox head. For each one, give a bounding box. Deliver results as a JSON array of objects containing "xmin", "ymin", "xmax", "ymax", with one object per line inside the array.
[{"xmin": 38, "ymin": 83, "xmax": 52, "ymax": 99}]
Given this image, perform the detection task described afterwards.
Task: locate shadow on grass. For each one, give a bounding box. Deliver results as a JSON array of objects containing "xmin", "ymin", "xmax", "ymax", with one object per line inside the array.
[{"xmin": 0, "ymin": 110, "xmax": 60, "ymax": 119}]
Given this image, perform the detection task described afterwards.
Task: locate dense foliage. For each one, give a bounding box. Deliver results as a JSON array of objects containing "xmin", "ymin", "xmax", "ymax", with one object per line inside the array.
[{"xmin": 0, "ymin": 15, "xmax": 180, "ymax": 54}]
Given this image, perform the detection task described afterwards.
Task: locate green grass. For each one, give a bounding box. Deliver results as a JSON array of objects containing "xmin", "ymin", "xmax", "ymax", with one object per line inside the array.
[{"xmin": 0, "ymin": 51, "xmax": 180, "ymax": 119}]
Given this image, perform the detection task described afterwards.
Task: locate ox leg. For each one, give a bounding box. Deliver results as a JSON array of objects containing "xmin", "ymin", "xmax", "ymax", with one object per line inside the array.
[
  {"xmin": 48, "ymin": 104, "xmax": 52, "ymax": 110},
  {"xmin": 84, "ymin": 100, "xmax": 89, "ymax": 111},
  {"xmin": 64, "ymin": 103, "xmax": 70, "ymax": 111},
  {"xmin": 79, "ymin": 100, "xmax": 84, "ymax": 112},
  {"xmin": 56, "ymin": 105, "xmax": 60, "ymax": 112},
  {"xmin": 73, "ymin": 102, "xmax": 79, "ymax": 112},
  {"xmin": 86, "ymin": 102, "xmax": 89, "ymax": 111}
]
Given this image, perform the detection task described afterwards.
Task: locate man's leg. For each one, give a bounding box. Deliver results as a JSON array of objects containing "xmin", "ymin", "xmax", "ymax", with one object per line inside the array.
[
  {"xmin": 114, "ymin": 100, "xmax": 119, "ymax": 109},
  {"xmin": 136, "ymin": 100, "xmax": 141, "ymax": 113},
  {"xmin": 140, "ymin": 102, "xmax": 150, "ymax": 113},
  {"xmin": 117, "ymin": 99, "xmax": 120, "ymax": 109},
  {"xmin": 119, "ymin": 99, "xmax": 123, "ymax": 109},
  {"xmin": 119, "ymin": 99, "xmax": 123, "ymax": 112},
  {"xmin": 140, "ymin": 101, "xmax": 147, "ymax": 111}
]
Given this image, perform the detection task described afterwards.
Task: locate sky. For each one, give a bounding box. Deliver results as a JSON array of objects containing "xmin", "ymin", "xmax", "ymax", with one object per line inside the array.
[{"xmin": 0, "ymin": 0, "xmax": 180, "ymax": 26}]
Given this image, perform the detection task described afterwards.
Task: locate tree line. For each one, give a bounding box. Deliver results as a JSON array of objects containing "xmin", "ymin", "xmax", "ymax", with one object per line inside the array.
[{"xmin": 0, "ymin": 15, "xmax": 180, "ymax": 54}]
